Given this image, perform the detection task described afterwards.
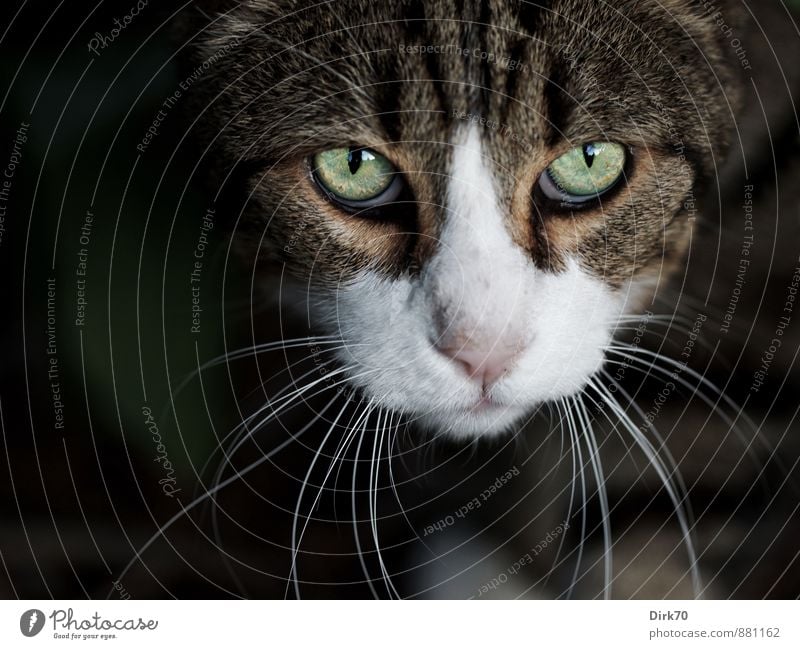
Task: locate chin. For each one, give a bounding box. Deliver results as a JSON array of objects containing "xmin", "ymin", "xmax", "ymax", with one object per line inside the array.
[{"xmin": 413, "ymin": 403, "xmax": 533, "ymax": 439}]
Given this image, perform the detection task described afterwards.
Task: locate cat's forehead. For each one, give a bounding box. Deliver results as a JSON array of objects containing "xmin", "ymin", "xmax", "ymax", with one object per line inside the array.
[{"xmin": 220, "ymin": 0, "xmax": 732, "ymax": 174}]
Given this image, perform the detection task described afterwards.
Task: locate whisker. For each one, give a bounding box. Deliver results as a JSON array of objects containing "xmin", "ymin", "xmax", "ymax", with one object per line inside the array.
[
  {"xmin": 601, "ymin": 362, "xmax": 796, "ymax": 598},
  {"xmin": 598, "ymin": 367, "xmax": 689, "ymax": 497},
  {"xmin": 210, "ymin": 365, "xmax": 359, "ymax": 504},
  {"xmin": 172, "ymin": 335, "xmax": 345, "ymax": 398},
  {"xmin": 206, "ymin": 363, "xmax": 359, "ymax": 515},
  {"xmin": 332, "ymin": 395, "xmax": 378, "ymax": 512},
  {"xmin": 572, "ymin": 376, "xmax": 692, "ymax": 595},
  {"xmin": 530, "ymin": 383, "xmax": 658, "ymax": 597},
  {"xmin": 197, "ymin": 360, "xmax": 352, "ymax": 497},
  {"xmin": 288, "ymin": 392, "xmax": 359, "ymax": 599},
  {"xmin": 560, "ymin": 396, "xmax": 588, "ymax": 600},
  {"xmin": 536, "ymin": 399, "xmax": 577, "ymax": 595},
  {"xmin": 604, "ymin": 345, "xmax": 772, "ymax": 475},
  {"xmin": 210, "ymin": 387, "xmax": 346, "ymax": 597},
  {"xmin": 352, "ymin": 402, "xmax": 381, "ymax": 599},
  {"xmin": 286, "ymin": 376, "xmax": 387, "ymax": 598},
  {"xmin": 386, "ymin": 412, "xmax": 438, "ymax": 559},
  {"xmin": 111, "ymin": 365, "xmax": 370, "ymax": 594},
  {"xmin": 573, "ymin": 393, "xmax": 612, "ymax": 600},
  {"xmin": 589, "ymin": 377, "xmax": 702, "ymax": 597},
  {"xmin": 370, "ymin": 407, "xmax": 400, "ymax": 598}
]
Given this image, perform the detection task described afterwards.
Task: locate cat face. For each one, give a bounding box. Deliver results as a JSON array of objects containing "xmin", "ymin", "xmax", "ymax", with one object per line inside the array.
[{"xmin": 190, "ymin": 0, "xmax": 738, "ymax": 437}]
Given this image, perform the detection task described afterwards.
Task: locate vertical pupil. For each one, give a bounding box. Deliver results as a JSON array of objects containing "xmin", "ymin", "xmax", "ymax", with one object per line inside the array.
[
  {"xmin": 347, "ymin": 147, "xmax": 362, "ymax": 174},
  {"xmin": 582, "ymin": 144, "xmax": 595, "ymax": 168}
]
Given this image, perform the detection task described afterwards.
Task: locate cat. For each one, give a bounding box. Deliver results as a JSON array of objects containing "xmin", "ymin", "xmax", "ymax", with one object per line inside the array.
[
  {"xmin": 160, "ymin": 0, "xmax": 798, "ymax": 598},
  {"xmin": 185, "ymin": 0, "xmax": 739, "ymax": 429}
]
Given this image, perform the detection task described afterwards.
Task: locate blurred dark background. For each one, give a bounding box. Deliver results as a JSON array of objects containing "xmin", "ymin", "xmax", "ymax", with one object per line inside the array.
[{"xmin": 1, "ymin": 0, "xmax": 800, "ymax": 599}]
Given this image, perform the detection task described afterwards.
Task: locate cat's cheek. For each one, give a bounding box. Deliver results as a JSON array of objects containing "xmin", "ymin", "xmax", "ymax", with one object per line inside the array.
[{"xmin": 492, "ymin": 260, "xmax": 625, "ymax": 403}]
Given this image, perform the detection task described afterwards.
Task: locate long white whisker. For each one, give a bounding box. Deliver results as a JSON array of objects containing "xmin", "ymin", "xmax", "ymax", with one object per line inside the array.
[
  {"xmin": 289, "ymin": 384, "xmax": 381, "ymax": 599},
  {"xmin": 371, "ymin": 408, "xmax": 401, "ymax": 599},
  {"xmin": 201, "ymin": 362, "xmax": 354, "ymax": 500},
  {"xmin": 209, "ymin": 365, "xmax": 360, "ymax": 517},
  {"xmin": 211, "ymin": 385, "xmax": 346, "ymax": 597},
  {"xmin": 531, "ymin": 379, "xmax": 659, "ymax": 597},
  {"xmin": 203, "ymin": 363, "xmax": 358, "ymax": 512},
  {"xmin": 604, "ymin": 345, "xmax": 771, "ymax": 469},
  {"xmin": 386, "ymin": 410, "xmax": 435, "ymax": 556},
  {"xmin": 573, "ymin": 394, "xmax": 612, "ymax": 600},
  {"xmin": 332, "ymin": 395, "xmax": 377, "ymax": 500},
  {"xmin": 112, "ymin": 366, "xmax": 371, "ymax": 592},
  {"xmin": 560, "ymin": 396, "xmax": 588, "ymax": 600},
  {"xmin": 172, "ymin": 336, "xmax": 345, "ymax": 397},
  {"xmin": 288, "ymin": 394, "xmax": 356, "ymax": 599},
  {"xmin": 537, "ymin": 399, "xmax": 577, "ymax": 594},
  {"xmin": 186, "ymin": 346, "xmax": 357, "ymax": 502},
  {"xmin": 598, "ymin": 367, "xmax": 691, "ymax": 502},
  {"xmin": 590, "ymin": 377, "xmax": 702, "ymax": 596},
  {"xmin": 328, "ymin": 396, "xmax": 374, "ymax": 524},
  {"xmin": 576, "ymin": 377, "xmax": 693, "ymax": 596},
  {"xmin": 352, "ymin": 402, "xmax": 380, "ymax": 599}
]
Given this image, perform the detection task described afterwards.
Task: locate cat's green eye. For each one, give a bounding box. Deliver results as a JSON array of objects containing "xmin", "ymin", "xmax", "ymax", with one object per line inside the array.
[
  {"xmin": 539, "ymin": 142, "xmax": 627, "ymax": 204},
  {"xmin": 312, "ymin": 147, "xmax": 403, "ymax": 208}
]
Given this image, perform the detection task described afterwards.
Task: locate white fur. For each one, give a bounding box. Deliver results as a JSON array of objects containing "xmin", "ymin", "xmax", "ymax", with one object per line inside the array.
[
  {"xmin": 424, "ymin": 125, "xmax": 531, "ymax": 354},
  {"xmin": 319, "ymin": 125, "xmax": 630, "ymax": 438}
]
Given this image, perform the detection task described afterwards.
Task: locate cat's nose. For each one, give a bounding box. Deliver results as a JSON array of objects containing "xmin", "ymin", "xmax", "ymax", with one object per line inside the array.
[{"xmin": 436, "ymin": 344, "xmax": 521, "ymax": 388}]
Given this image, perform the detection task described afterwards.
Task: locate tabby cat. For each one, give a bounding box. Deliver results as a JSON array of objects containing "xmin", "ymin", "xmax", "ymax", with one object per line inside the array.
[{"xmin": 167, "ymin": 0, "xmax": 796, "ymax": 598}]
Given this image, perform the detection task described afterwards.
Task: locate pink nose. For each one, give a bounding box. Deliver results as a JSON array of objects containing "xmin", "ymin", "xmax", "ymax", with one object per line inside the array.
[{"xmin": 436, "ymin": 344, "xmax": 520, "ymax": 388}]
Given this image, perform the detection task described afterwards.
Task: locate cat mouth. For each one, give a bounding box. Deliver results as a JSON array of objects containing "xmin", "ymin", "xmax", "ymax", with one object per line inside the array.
[
  {"xmin": 468, "ymin": 395, "xmax": 505, "ymax": 413},
  {"xmin": 410, "ymin": 389, "xmax": 531, "ymax": 436}
]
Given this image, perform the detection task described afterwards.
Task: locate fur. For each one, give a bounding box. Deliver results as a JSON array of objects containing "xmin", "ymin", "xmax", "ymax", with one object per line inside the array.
[{"xmin": 182, "ymin": 0, "xmax": 741, "ymax": 437}]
